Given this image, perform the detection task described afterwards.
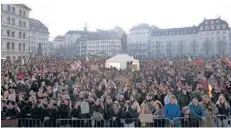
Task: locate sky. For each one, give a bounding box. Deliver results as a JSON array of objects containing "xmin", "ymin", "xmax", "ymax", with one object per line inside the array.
[{"xmin": 2, "ymin": 0, "xmax": 231, "ymax": 41}]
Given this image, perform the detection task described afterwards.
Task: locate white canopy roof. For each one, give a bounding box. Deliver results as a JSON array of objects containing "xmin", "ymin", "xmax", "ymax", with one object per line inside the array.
[{"xmin": 107, "ymin": 54, "xmax": 135, "ymax": 62}]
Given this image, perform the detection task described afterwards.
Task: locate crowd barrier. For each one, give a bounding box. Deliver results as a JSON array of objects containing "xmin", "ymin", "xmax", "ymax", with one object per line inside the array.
[
  {"xmin": 1, "ymin": 115, "xmax": 231, "ymax": 127},
  {"xmin": 173, "ymin": 115, "xmax": 230, "ymax": 127}
]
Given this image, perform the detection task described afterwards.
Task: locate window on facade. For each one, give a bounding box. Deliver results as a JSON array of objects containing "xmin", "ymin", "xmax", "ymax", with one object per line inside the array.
[
  {"xmin": 12, "ymin": 18, "xmax": 15, "ymax": 25},
  {"xmin": 222, "ymin": 24, "xmax": 226, "ymax": 29},
  {"xmin": 12, "ymin": 7, "xmax": 15, "ymax": 14},
  {"xmin": 7, "ymin": 17, "xmax": 10, "ymax": 24},
  {"xmin": 11, "ymin": 31, "xmax": 15, "ymax": 37},
  {"xmin": 223, "ymin": 36, "xmax": 226, "ymax": 40},
  {"xmin": 211, "ymin": 25, "xmax": 214, "ymax": 30},
  {"xmin": 205, "ymin": 21, "xmax": 208, "ymax": 24},
  {"xmin": 19, "ymin": 20, "xmax": 22, "ymax": 27},
  {"xmin": 205, "ymin": 26, "xmax": 209, "ymax": 30},
  {"xmin": 223, "ymin": 31, "xmax": 226, "ymax": 34},
  {"xmin": 216, "ymin": 25, "xmax": 220, "ymax": 29},
  {"xmin": 217, "ymin": 31, "xmax": 220, "ymax": 34},
  {"xmin": 23, "ymin": 44, "xmax": 25, "ymax": 50},
  {"xmin": 7, "ymin": 30, "xmax": 10, "ymax": 37},
  {"xmin": 11, "ymin": 42, "xmax": 15, "ymax": 50},
  {"xmin": 23, "ymin": 11, "xmax": 26, "ymax": 17},
  {"xmin": 19, "ymin": 43, "xmax": 21, "ymax": 50},
  {"xmin": 7, "ymin": 42, "xmax": 10, "ymax": 50},
  {"xmin": 19, "ymin": 32, "xmax": 22, "ymax": 38},
  {"xmin": 7, "ymin": 5, "xmax": 11, "ymax": 12},
  {"xmin": 23, "ymin": 22, "xmax": 26, "ymax": 28},
  {"xmin": 19, "ymin": 10, "xmax": 22, "ymax": 16}
]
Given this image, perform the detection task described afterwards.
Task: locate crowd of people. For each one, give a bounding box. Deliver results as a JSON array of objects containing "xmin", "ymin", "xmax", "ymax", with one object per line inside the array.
[{"xmin": 1, "ymin": 56, "xmax": 231, "ymax": 127}]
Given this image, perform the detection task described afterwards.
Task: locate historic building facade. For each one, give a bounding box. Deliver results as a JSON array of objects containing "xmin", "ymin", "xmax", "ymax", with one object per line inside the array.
[
  {"xmin": 29, "ymin": 18, "xmax": 49, "ymax": 56},
  {"xmin": 127, "ymin": 18, "xmax": 231, "ymax": 58},
  {"xmin": 1, "ymin": 4, "xmax": 31, "ymax": 60}
]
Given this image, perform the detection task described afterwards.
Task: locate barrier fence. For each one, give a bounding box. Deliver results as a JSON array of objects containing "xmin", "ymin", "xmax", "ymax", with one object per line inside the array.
[{"xmin": 1, "ymin": 116, "xmax": 231, "ymax": 127}]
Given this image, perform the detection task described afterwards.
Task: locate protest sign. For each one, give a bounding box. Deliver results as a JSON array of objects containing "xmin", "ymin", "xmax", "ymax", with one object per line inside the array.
[
  {"xmin": 139, "ymin": 114, "xmax": 153, "ymax": 123},
  {"xmin": 80, "ymin": 101, "xmax": 90, "ymax": 114},
  {"xmin": 90, "ymin": 65, "xmax": 99, "ymax": 71}
]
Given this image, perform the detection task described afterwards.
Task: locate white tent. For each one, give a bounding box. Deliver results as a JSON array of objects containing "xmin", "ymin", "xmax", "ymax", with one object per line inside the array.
[{"xmin": 105, "ymin": 54, "xmax": 140, "ymax": 70}]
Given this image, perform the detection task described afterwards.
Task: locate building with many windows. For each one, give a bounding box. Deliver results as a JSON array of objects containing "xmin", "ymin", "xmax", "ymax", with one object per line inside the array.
[
  {"xmin": 29, "ymin": 18, "xmax": 49, "ymax": 56},
  {"xmin": 127, "ymin": 18, "xmax": 231, "ymax": 59},
  {"xmin": 1, "ymin": 4, "xmax": 31, "ymax": 60}
]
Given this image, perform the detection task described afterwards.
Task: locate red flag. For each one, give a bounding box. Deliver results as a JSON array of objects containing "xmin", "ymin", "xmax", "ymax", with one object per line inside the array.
[
  {"xmin": 17, "ymin": 73, "xmax": 25, "ymax": 79},
  {"xmin": 224, "ymin": 57, "xmax": 230, "ymax": 64},
  {"xmin": 194, "ymin": 59, "xmax": 201, "ymax": 66},
  {"xmin": 41, "ymin": 65, "xmax": 45, "ymax": 73}
]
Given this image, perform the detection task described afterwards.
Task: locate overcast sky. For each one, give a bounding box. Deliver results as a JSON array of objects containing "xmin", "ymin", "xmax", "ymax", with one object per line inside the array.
[{"xmin": 2, "ymin": 0, "xmax": 231, "ymax": 41}]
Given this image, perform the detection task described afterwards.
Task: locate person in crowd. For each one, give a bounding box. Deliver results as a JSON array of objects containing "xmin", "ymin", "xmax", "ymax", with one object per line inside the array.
[
  {"xmin": 130, "ymin": 94, "xmax": 140, "ymax": 116},
  {"xmin": 164, "ymin": 95, "xmax": 181, "ymax": 127},
  {"xmin": 122, "ymin": 100, "xmax": 136, "ymax": 127},
  {"xmin": 58, "ymin": 98, "xmax": 71, "ymax": 119},
  {"xmin": 92, "ymin": 99, "xmax": 104, "ymax": 127},
  {"xmin": 31, "ymin": 100, "xmax": 45, "ymax": 126},
  {"xmin": 69, "ymin": 102, "xmax": 82, "ymax": 127},
  {"xmin": 189, "ymin": 98, "xmax": 206, "ymax": 127},
  {"xmin": 111, "ymin": 101, "xmax": 122, "ymax": 127},
  {"xmin": 181, "ymin": 106, "xmax": 199, "ymax": 127},
  {"xmin": 191, "ymin": 84, "xmax": 204, "ymax": 102},
  {"xmin": 4, "ymin": 101, "xmax": 20, "ymax": 119},
  {"xmin": 164, "ymin": 89, "xmax": 174, "ymax": 105},
  {"xmin": 44, "ymin": 102, "xmax": 58, "ymax": 127},
  {"xmin": 1, "ymin": 100, "xmax": 8, "ymax": 119},
  {"xmin": 199, "ymin": 94, "xmax": 218, "ymax": 127},
  {"xmin": 216, "ymin": 94, "xmax": 230, "ymax": 127},
  {"xmin": 104, "ymin": 96, "xmax": 114, "ymax": 126},
  {"xmin": 153, "ymin": 100, "xmax": 165, "ymax": 127},
  {"xmin": 178, "ymin": 86, "xmax": 192, "ymax": 108}
]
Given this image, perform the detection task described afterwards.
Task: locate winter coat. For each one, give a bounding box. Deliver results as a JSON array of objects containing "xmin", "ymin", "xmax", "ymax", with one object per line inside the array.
[
  {"xmin": 69, "ymin": 107, "xmax": 82, "ymax": 118},
  {"xmin": 164, "ymin": 103, "xmax": 181, "ymax": 120},
  {"xmin": 104, "ymin": 103, "xmax": 114, "ymax": 120},
  {"xmin": 45, "ymin": 107, "xmax": 58, "ymax": 119},
  {"xmin": 216, "ymin": 104, "xmax": 230, "ymax": 120},
  {"xmin": 189, "ymin": 103, "xmax": 205, "ymax": 120},
  {"xmin": 5, "ymin": 108, "xmax": 20, "ymax": 119},
  {"xmin": 58, "ymin": 104, "xmax": 71, "ymax": 119},
  {"xmin": 178, "ymin": 92, "xmax": 192, "ymax": 107},
  {"xmin": 31, "ymin": 106, "xmax": 45, "ymax": 121},
  {"xmin": 199, "ymin": 102, "xmax": 218, "ymax": 127}
]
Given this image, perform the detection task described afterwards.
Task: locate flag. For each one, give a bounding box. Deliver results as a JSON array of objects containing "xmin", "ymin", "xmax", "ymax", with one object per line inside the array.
[
  {"xmin": 208, "ymin": 84, "xmax": 213, "ymax": 98},
  {"xmin": 224, "ymin": 56, "xmax": 230, "ymax": 64},
  {"xmin": 21, "ymin": 59, "xmax": 25, "ymax": 65},
  {"xmin": 194, "ymin": 59, "xmax": 201, "ymax": 66},
  {"xmin": 188, "ymin": 56, "xmax": 192, "ymax": 62},
  {"xmin": 86, "ymin": 55, "xmax": 89, "ymax": 61},
  {"xmin": 41, "ymin": 64, "xmax": 45, "ymax": 73}
]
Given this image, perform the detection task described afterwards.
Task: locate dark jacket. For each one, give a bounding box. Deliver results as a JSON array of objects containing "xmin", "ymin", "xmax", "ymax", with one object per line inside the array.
[
  {"xmin": 45, "ymin": 107, "xmax": 58, "ymax": 119},
  {"xmin": 19, "ymin": 105, "xmax": 33, "ymax": 118},
  {"xmin": 216, "ymin": 104, "xmax": 230, "ymax": 120},
  {"xmin": 5, "ymin": 108, "xmax": 20, "ymax": 119},
  {"xmin": 178, "ymin": 92, "xmax": 192, "ymax": 107},
  {"xmin": 58, "ymin": 104, "xmax": 71, "ymax": 119},
  {"xmin": 69, "ymin": 107, "xmax": 82, "ymax": 118},
  {"xmin": 122, "ymin": 109, "xmax": 136, "ymax": 124},
  {"xmin": 104, "ymin": 103, "xmax": 114, "ymax": 120},
  {"xmin": 31, "ymin": 106, "xmax": 45, "ymax": 121}
]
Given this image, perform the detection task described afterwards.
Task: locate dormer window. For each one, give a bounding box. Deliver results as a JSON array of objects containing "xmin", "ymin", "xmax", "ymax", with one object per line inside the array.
[
  {"xmin": 200, "ymin": 26, "xmax": 204, "ymax": 31},
  {"xmin": 216, "ymin": 25, "xmax": 220, "ymax": 29},
  {"xmin": 222, "ymin": 24, "xmax": 226, "ymax": 29}
]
